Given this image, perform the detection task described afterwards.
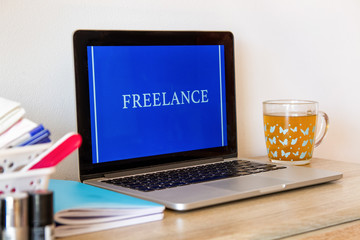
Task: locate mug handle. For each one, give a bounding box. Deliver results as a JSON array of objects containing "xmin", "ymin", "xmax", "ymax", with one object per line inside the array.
[{"xmin": 314, "ymin": 111, "xmax": 329, "ymax": 148}]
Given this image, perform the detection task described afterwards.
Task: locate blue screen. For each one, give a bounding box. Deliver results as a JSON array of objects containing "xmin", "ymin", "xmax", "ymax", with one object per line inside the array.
[{"xmin": 87, "ymin": 45, "xmax": 227, "ymax": 164}]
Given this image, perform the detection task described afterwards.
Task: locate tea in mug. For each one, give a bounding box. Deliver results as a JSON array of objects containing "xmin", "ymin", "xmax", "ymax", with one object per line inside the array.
[{"xmin": 264, "ymin": 114, "xmax": 317, "ymax": 163}]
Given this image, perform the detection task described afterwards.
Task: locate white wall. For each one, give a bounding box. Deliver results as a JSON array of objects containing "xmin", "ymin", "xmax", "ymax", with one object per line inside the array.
[{"xmin": 1, "ymin": 0, "xmax": 359, "ymax": 180}]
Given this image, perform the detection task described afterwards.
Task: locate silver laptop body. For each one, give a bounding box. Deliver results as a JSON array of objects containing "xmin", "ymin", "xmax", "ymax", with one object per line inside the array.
[{"xmin": 84, "ymin": 157, "xmax": 341, "ymax": 211}]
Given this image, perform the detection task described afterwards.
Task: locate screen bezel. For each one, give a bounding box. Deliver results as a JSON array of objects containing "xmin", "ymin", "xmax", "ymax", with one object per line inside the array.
[{"xmin": 73, "ymin": 30, "xmax": 237, "ymax": 181}]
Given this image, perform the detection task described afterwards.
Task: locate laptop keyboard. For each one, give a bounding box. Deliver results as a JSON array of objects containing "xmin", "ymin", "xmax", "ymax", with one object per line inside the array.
[{"xmin": 102, "ymin": 160, "xmax": 287, "ymax": 192}]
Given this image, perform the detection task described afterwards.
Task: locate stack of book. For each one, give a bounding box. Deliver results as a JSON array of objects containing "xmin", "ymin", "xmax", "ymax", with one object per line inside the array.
[{"xmin": 0, "ymin": 97, "xmax": 51, "ymax": 149}]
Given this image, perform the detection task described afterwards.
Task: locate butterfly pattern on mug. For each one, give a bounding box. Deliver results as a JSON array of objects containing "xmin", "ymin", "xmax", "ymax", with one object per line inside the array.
[{"xmin": 263, "ymin": 114, "xmax": 317, "ymax": 162}]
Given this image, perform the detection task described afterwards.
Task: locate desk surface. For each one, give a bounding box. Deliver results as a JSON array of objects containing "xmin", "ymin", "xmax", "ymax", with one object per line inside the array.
[{"xmin": 60, "ymin": 158, "xmax": 360, "ymax": 240}]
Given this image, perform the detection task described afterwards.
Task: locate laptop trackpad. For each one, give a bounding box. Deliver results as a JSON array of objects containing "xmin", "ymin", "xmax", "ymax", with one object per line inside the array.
[{"xmin": 204, "ymin": 175, "xmax": 291, "ymax": 192}]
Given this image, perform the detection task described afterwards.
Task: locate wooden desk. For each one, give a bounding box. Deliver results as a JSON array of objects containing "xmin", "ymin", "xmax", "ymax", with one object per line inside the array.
[{"xmin": 60, "ymin": 158, "xmax": 360, "ymax": 240}]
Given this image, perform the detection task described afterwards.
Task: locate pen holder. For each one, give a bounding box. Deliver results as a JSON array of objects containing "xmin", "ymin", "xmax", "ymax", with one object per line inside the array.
[
  {"xmin": 0, "ymin": 167, "xmax": 55, "ymax": 194},
  {"xmin": 0, "ymin": 144, "xmax": 54, "ymax": 194},
  {"xmin": 0, "ymin": 143, "xmax": 52, "ymax": 173}
]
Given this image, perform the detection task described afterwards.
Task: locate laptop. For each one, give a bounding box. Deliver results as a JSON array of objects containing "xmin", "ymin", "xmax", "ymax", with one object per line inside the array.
[{"xmin": 73, "ymin": 30, "xmax": 342, "ymax": 211}]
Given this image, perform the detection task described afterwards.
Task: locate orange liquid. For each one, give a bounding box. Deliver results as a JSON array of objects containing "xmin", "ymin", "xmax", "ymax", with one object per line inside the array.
[{"xmin": 263, "ymin": 114, "xmax": 317, "ymax": 162}]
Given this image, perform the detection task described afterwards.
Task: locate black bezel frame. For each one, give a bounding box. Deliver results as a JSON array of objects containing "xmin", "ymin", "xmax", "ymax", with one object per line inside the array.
[{"xmin": 73, "ymin": 30, "xmax": 237, "ymax": 181}]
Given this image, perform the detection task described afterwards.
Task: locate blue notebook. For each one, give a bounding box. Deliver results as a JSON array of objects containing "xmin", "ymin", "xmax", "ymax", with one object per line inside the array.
[{"xmin": 48, "ymin": 179, "xmax": 164, "ymax": 237}]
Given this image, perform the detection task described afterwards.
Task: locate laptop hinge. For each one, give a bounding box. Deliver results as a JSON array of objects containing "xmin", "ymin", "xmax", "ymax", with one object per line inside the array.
[{"xmin": 104, "ymin": 157, "xmax": 224, "ymax": 179}]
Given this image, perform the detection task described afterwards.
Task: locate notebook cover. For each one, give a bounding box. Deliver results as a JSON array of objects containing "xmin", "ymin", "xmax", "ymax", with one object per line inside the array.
[{"xmin": 48, "ymin": 179, "xmax": 164, "ymax": 212}]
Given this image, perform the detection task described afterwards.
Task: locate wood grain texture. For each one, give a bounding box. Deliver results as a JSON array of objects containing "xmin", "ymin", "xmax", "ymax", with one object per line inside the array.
[{"xmin": 59, "ymin": 158, "xmax": 360, "ymax": 240}]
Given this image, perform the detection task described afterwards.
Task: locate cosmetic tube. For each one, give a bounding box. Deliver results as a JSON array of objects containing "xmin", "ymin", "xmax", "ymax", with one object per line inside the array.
[
  {"xmin": 0, "ymin": 192, "xmax": 29, "ymax": 240},
  {"xmin": 28, "ymin": 190, "xmax": 54, "ymax": 240}
]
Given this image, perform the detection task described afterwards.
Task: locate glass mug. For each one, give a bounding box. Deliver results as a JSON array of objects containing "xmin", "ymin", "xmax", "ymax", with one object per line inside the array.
[{"xmin": 263, "ymin": 100, "xmax": 329, "ymax": 165}]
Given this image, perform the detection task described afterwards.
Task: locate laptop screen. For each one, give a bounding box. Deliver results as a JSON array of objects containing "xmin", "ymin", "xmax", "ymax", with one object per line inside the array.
[
  {"xmin": 74, "ymin": 31, "xmax": 236, "ymax": 179},
  {"xmin": 87, "ymin": 45, "xmax": 227, "ymax": 164}
]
